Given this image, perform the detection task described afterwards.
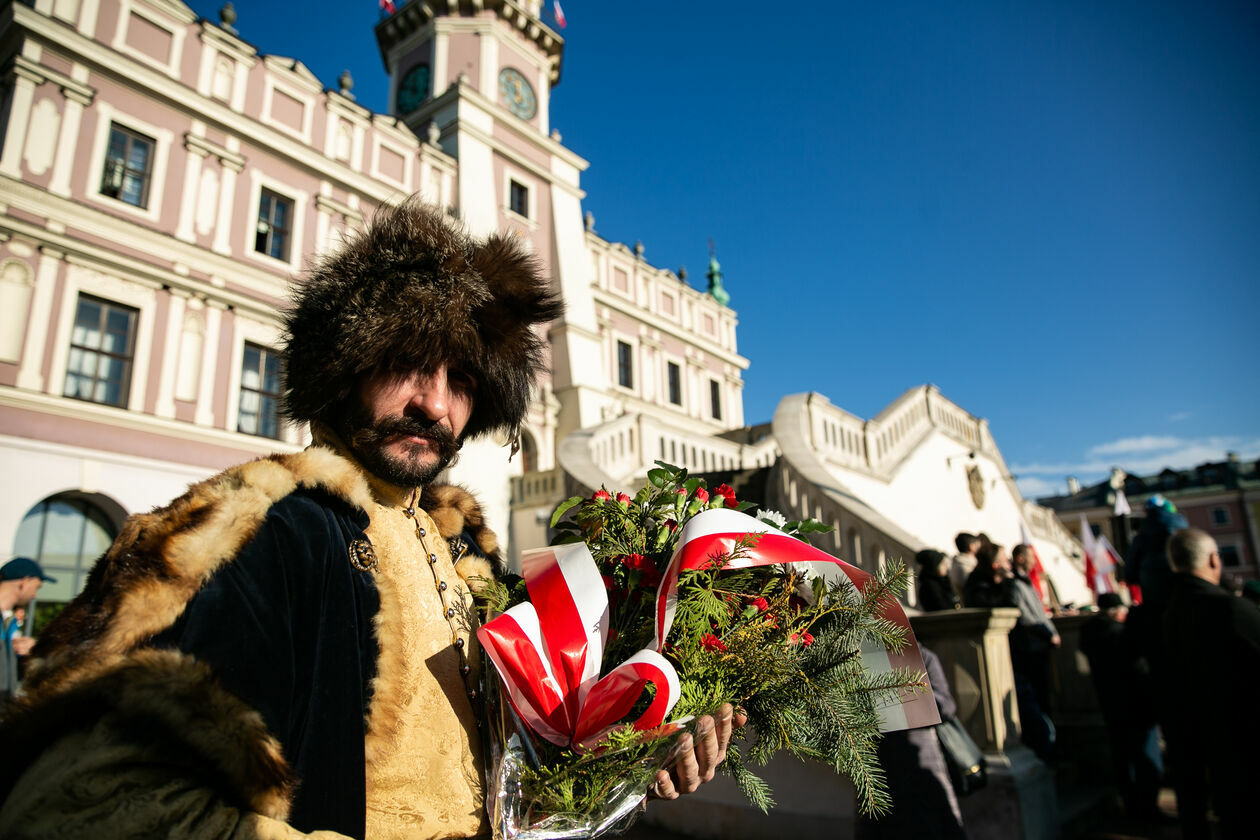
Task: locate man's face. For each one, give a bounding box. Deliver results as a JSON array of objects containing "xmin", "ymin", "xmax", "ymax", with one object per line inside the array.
[
  {"xmin": 1013, "ymin": 550, "xmax": 1030, "ymax": 573},
  {"xmin": 337, "ymin": 363, "xmax": 476, "ymax": 487},
  {"xmin": 15, "ymin": 577, "xmax": 41, "ymax": 608}
]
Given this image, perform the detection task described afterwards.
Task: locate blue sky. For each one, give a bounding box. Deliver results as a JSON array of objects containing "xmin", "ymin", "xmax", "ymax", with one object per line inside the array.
[{"xmin": 191, "ymin": 1, "xmax": 1260, "ymax": 499}]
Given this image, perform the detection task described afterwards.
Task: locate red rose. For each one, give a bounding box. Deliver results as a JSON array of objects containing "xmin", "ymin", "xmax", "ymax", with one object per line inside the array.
[
  {"xmin": 751, "ymin": 596, "xmax": 770, "ymax": 612},
  {"xmin": 714, "ymin": 484, "xmax": 738, "ymax": 509},
  {"xmin": 701, "ymin": 633, "xmax": 728, "ymax": 653},
  {"xmin": 592, "ymin": 490, "xmax": 611, "ymax": 502},
  {"xmin": 695, "ymin": 487, "xmax": 710, "ymax": 504}
]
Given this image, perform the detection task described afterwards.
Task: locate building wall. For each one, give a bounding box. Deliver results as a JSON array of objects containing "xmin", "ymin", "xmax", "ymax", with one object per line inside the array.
[
  {"xmin": 2, "ymin": 0, "xmax": 749, "ymax": 588},
  {"xmin": 0, "ymin": 0, "xmax": 461, "ymax": 596}
]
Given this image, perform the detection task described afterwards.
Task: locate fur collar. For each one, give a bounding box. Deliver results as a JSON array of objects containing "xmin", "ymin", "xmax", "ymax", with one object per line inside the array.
[
  {"xmin": 0, "ymin": 648, "xmax": 295, "ymax": 819},
  {"xmin": 22, "ymin": 446, "xmax": 498, "ymax": 703}
]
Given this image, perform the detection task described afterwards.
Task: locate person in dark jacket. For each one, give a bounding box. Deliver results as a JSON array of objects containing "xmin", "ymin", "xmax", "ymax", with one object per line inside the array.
[
  {"xmin": 962, "ymin": 544, "xmax": 1017, "ymax": 610},
  {"xmin": 1160, "ymin": 528, "xmax": 1260, "ymax": 840},
  {"xmin": 1127, "ymin": 495, "xmax": 1187, "ymax": 607},
  {"xmin": 1080, "ymin": 593, "xmax": 1162, "ymax": 821},
  {"xmin": 917, "ymin": 549, "xmax": 960, "ymax": 612},
  {"xmin": 858, "ymin": 646, "xmax": 967, "ymax": 839}
]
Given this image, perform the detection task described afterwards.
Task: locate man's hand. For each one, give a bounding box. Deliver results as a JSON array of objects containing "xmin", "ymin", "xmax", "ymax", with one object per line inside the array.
[
  {"xmin": 647, "ymin": 703, "xmax": 746, "ymax": 800},
  {"xmin": 11, "ymin": 635, "xmax": 35, "ymax": 656},
  {"xmin": 1050, "ymin": 634, "xmax": 1062, "ymax": 648}
]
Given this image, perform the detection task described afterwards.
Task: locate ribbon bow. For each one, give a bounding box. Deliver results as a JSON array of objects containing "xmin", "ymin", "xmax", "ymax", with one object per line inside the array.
[{"xmin": 477, "ymin": 509, "xmax": 937, "ymax": 748}]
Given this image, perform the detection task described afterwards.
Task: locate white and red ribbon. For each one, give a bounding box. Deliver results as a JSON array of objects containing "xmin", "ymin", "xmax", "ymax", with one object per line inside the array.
[{"xmin": 478, "ymin": 509, "xmax": 938, "ymax": 748}]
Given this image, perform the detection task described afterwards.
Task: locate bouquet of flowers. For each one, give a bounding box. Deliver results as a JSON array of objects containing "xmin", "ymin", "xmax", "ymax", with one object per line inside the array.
[{"xmin": 475, "ymin": 463, "xmax": 936, "ymax": 839}]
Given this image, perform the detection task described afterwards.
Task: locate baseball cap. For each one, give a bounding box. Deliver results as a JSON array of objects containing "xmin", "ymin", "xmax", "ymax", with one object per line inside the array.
[{"xmin": 0, "ymin": 557, "xmax": 57, "ymax": 583}]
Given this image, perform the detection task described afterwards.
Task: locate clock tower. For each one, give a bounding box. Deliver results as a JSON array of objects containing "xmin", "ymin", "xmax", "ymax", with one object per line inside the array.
[{"xmin": 374, "ymin": 1, "xmax": 608, "ymax": 551}]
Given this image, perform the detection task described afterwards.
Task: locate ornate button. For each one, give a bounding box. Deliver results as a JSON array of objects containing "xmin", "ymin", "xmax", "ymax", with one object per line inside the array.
[
  {"xmin": 454, "ymin": 638, "xmax": 465, "ymax": 649},
  {"xmin": 467, "ymin": 689, "xmax": 478, "ymax": 700},
  {"xmin": 418, "ymin": 527, "xmax": 426, "ymax": 537},
  {"xmin": 438, "ymin": 581, "xmax": 448, "ymax": 591},
  {"xmin": 428, "ymin": 553, "xmax": 437, "ymax": 564},
  {"xmin": 348, "ymin": 539, "xmax": 377, "ymax": 572},
  {"xmin": 461, "ymin": 664, "xmax": 471, "ymax": 675},
  {"xmin": 446, "ymin": 607, "xmax": 456, "ymax": 618}
]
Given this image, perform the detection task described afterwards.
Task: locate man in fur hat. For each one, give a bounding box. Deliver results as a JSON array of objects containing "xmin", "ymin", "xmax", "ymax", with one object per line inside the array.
[{"xmin": 0, "ymin": 201, "xmax": 739, "ymax": 839}]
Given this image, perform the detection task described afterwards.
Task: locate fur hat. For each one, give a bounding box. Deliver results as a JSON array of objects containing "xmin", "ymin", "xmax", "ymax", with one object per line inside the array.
[{"xmin": 281, "ymin": 199, "xmax": 563, "ymax": 440}]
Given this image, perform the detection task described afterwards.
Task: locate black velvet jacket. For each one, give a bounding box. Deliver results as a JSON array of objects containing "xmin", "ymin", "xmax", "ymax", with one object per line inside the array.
[{"xmin": 154, "ymin": 488, "xmax": 378, "ymax": 837}]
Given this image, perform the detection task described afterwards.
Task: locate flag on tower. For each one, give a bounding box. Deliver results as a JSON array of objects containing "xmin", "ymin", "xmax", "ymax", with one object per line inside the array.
[
  {"xmin": 380, "ymin": 0, "xmax": 397, "ymax": 16},
  {"xmin": 553, "ymin": 0, "xmax": 567, "ymax": 28}
]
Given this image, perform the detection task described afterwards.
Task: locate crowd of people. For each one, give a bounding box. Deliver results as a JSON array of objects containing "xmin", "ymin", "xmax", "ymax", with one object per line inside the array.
[{"xmin": 915, "ymin": 507, "xmax": 1260, "ymax": 839}]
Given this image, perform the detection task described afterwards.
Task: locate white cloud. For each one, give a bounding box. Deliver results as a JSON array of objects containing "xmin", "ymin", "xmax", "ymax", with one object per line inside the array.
[
  {"xmin": 1015, "ymin": 475, "xmax": 1063, "ymax": 499},
  {"xmin": 1013, "ymin": 435, "xmax": 1260, "ymax": 488},
  {"xmin": 1088, "ymin": 436, "xmax": 1184, "ymax": 457}
]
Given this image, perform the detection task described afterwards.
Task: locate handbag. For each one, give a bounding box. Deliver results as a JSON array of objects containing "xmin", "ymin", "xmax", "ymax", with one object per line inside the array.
[{"xmin": 935, "ymin": 715, "xmax": 987, "ymax": 796}]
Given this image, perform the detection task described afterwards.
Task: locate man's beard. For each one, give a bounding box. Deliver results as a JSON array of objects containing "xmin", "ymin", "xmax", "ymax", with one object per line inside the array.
[{"xmin": 334, "ymin": 400, "xmax": 462, "ymax": 487}]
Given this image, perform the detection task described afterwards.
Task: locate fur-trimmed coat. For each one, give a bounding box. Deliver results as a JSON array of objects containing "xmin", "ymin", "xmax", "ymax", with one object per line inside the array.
[{"xmin": 0, "ymin": 445, "xmax": 499, "ymax": 840}]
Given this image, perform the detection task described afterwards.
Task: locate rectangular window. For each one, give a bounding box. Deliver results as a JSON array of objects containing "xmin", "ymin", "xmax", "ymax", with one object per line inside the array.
[
  {"xmin": 238, "ymin": 343, "xmax": 283, "ymax": 439},
  {"xmin": 710, "ymin": 379, "xmax": 722, "ymax": 420},
  {"xmin": 63, "ymin": 294, "xmax": 138, "ymax": 408},
  {"xmin": 509, "ymin": 180, "xmax": 529, "ymax": 218},
  {"xmin": 256, "ymin": 189, "xmax": 294, "ymax": 261},
  {"xmin": 100, "ymin": 124, "xmax": 155, "ymax": 208},
  {"xmin": 667, "ymin": 362, "xmax": 682, "ymax": 406},
  {"xmin": 1211, "ymin": 507, "xmax": 1231, "ymax": 526},
  {"xmin": 617, "ymin": 340, "xmax": 633, "ymax": 389}
]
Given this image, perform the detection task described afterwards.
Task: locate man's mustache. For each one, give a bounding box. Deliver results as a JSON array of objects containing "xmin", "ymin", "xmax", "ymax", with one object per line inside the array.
[{"xmin": 351, "ymin": 416, "xmax": 460, "ymax": 460}]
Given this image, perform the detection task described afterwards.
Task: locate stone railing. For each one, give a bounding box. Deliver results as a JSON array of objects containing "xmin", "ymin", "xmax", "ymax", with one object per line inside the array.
[
  {"xmin": 510, "ymin": 467, "xmax": 563, "ymax": 507},
  {"xmin": 911, "ymin": 608, "xmax": 1058, "ymax": 840},
  {"xmin": 867, "ymin": 387, "xmax": 936, "ymax": 471},
  {"xmin": 802, "ymin": 386, "xmax": 993, "ymax": 479},
  {"xmin": 557, "ymin": 412, "xmax": 761, "ymax": 500},
  {"xmin": 1022, "ymin": 499, "xmax": 1084, "ymax": 563},
  {"xmin": 806, "ymin": 397, "xmax": 869, "ymax": 471},
  {"xmin": 771, "ymin": 395, "xmax": 924, "ymax": 587}
]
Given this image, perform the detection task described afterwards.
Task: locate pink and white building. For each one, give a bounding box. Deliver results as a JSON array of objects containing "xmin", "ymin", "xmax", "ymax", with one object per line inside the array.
[{"xmin": 0, "ymin": 0, "xmax": 1085, "ymax": 613}]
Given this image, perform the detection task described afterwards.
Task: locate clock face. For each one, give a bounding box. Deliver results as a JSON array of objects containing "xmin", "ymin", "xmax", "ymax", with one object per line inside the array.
[
  {"xmin": 396, "ymin": 64, "xmax": 430, "ymax": 114},
  {"xmin": 498, "ymin": 67, "xmax": 537, "ymax": 120}
]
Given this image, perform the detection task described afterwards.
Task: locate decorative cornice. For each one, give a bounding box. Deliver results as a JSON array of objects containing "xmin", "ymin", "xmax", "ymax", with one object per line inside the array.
[
  {"xmin": 183, "ymin": 132, "xmax": 247, "ymax": 170},
  {"xmin": 315, "ymin": 193, "xmax": 365, "ymax": 222},
  {"xmin": 10, "ymin": 4, "xmax": 426, "ymax": 206},
  {"xmin": 197, "ymin": 21, "xmax": 258, "ymax": 66},
  {"xmin": 2, "ymin": 177, "xmax": 288, "ymax": 319},
  {"xmin": 591, "ymin": 288, "xmax": 749, "ymax": 370},
  {"xmin": 12, "ymin": 54, "xmax": 96, "ymax": 104}
]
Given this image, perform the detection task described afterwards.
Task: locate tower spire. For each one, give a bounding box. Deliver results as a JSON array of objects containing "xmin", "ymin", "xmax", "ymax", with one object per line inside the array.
[{"xmin": 706, "ymin": 239, "xmax": 730, "ymax": 306}]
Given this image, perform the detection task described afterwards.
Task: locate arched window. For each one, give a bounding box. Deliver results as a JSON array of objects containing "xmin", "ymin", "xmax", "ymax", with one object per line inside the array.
[
  {"xmin": 12, "ymin": 493, "xmax": 121, "ymax": 603},
  {"xmin": 519, "ymin": 430, "xmax": 538, "ymax": 474}
]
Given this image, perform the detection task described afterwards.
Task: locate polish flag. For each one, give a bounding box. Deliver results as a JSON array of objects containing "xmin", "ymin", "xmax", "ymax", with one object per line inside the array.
[
  {"xmin": 380, "ymin": 0, "xmax": 396, "ymax": 15},
  {"xmin": 553, "ymin": 0, "xmax": 567, "ymax": 28},
  {"xmin": 1079, "ymin": 515, "xmax": 1115, "ymax": 596},
  {"xmin": 1019, "ymin": 520, "xmax": 1049, "ymax": 609}
]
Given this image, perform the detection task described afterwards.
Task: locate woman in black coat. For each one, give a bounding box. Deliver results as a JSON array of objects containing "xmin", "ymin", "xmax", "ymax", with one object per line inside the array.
[{"xmin": 917, "ymin": 549, "xmax": 960, "ymax": 612}]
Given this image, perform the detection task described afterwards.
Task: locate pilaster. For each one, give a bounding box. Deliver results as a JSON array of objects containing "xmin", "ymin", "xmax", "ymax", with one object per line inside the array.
[{"xmin": 16, "ymin": 246, "xmax": 63, "ymax": 392}]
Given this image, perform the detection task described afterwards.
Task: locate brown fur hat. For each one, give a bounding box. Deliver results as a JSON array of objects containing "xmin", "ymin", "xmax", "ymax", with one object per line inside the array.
[{"xmin": 281, "ymin": 199, "xmax": 563, "ymax": 439}]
